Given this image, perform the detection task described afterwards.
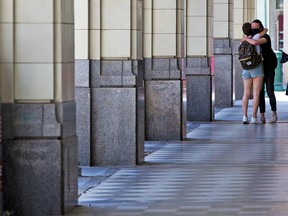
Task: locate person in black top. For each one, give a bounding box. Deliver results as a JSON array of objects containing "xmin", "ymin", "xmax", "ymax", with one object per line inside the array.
[
  {"xmin": 251, "ymin": 19, "xmax": 278, "ymax": 123},
  {"xmin": 280, "ymin": 51, "xmax": 288, "ymax": 64}
]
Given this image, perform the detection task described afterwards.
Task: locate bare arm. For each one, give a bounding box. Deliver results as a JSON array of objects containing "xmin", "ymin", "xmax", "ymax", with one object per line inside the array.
[
  {"xmin": 244, "ymin": 37, "xmax": 267, "ymax": 45},
  {"xmin": 240, "ymin": 28, "xmax": 268, "ymax": 45},
  {"xmin": 259, "ymin": 28, "xmax": 268, "ymax": 37},
  {"xmin": 242, "ymin": 31, "xmax": 268, "ymax": 45}
]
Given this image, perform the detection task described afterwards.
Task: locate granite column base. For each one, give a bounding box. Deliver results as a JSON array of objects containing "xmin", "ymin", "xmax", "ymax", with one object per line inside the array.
[
  {"xmin": 186, "ymin": 57, "xmax": 215, "ymax": 121},
  {"xmin": 233, "ymin": 39, "xmax": 244, "ymax": 100},
  {"xmin": 0, "ymin": 103, "xmax": 2, "ymax": 214},
  {"xmin": 75, "ymin": 59, "xmax": 91, "ymax": 166},
  {"xmin": 145, "ymin": 80, "xmax": 185, "ymax": 141},
  {"xmin": 214, "ymin": 39, "xmax": 233, "ymax": 107},
  {"xmin": 187, "ymin": 75, "xmax": 215, "ymax": 121},
  {"xmin": 91, "ymin": 88, "xmax": 138, "ymax": 166},
  {"xmin": 90, "ymin": 59, "xmax": 145, "ymax": 166},
  {"xmin": 2, "ymin": 102, "xmax": 78, "ymax": 216}
]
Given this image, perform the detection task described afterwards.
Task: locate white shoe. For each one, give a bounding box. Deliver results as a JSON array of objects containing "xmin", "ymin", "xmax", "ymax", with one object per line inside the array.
[
  {"xmin": 251, "ymin": 117, "xmax": 259, "ymax": 124},
  {"xmin": 269, "ymin": 115, "xmax": 278, "ymax": 124},
  {"xmin": 260, "ymin": 116, "xmax": 266, "ymax": 124},
  {"xmin": 242, "ymin": 116, "xmax": 249, "ymax": 124}
]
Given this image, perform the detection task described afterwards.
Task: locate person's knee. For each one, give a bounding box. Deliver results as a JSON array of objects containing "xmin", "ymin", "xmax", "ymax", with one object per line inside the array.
[
  {"xmin": 243, "ymin": 93, "xmax": 250, "ymax": 99},
  {"xmin": 253, "ymin": 90, "xmax": 261, "ymax": 96}
]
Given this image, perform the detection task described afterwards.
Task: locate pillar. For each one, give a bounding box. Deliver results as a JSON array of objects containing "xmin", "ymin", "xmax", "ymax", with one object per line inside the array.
[
  {"xmin": 75, "ymin": 0, "xmax": 145, "ymax": 166},
  {"xmin": 74, "ymin": 0, "xmax": 91, "ymax": 166},
  {"xmin": 214, "ymin": 1, "xmax": 233, "ymax": 108},
  {"xmin": 144, "ymin": 0, "xmax": 186, "ymax": 140},
  {"xmin": 186, "ymin": 0, "xmax": 214, "ymax": 121},
  {"xmin": 0, "ymin": 69, "xmax": 2, "ymax": 215},
  {"xmin": 282, "ymin": 0, "xmax": 288, "ymax": 83},
  {"xmin": 0, "ymin": 1, "xmax": 77, "ymax": 215}
]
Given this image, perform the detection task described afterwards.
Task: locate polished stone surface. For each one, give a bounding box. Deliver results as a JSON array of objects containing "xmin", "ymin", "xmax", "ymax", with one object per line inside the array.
[
  {"xmin": 145, "ymin": 80, "xmax": 183, "ymax": 141},
  {"xmin": 214, "ymin": 38, "xmax": 233, "ymax": 108},
  {"xmin": 144, "ymin": 58, "xmax": 181, "ymax": 80},
  {"xmin": 2, "ymin": 102, "xmax": 78, "ymax": 215},
  {"xmin": 76, "ymin": 88, "xmax": 91, "ymax": 166},
  {"xmin": 68, "ymin": 92, "xmax": 288, "ymax": 216},
  {"xmin": 144, "ymin": 57, "xmax": 185, "ymax": 141},
  {"xmin": 187, "ymin": 75, "xmax": 214, "ymax": 121},
  {"xmin": 90, "ymin": 60, "xmax": 140, "ymax": 88},
  {"xmin": 2, "ymin": 102, "xmax": 76, "ymax": 138},
  {"xmin": 92, "ymin": 88, "xmax": 137, "ymax": 166},
  {"xmin": 234, "ymin": 39, "xmax": 245, "ymax": 100},
  {"xmin": 75, "ymin": 59, "xmax": 91, "ymax": 166},
  {"xmin": 4, "ymin": 137, "xmax": 78, "ymax": 216}
]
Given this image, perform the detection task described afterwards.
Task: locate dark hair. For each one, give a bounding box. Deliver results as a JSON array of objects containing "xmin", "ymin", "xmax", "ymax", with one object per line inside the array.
[
  {"xmin": 242, "ymin": 22, "xmax": 252, "ymax": 36},
  {"xmin": 252, "ymin": 19, "xmax": 264, "ymax": 30}
]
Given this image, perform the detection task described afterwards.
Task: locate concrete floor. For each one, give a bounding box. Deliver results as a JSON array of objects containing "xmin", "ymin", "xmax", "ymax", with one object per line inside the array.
[{"xmin": 67, "ymin": 92, "xmax": 288, "ymax": 216}]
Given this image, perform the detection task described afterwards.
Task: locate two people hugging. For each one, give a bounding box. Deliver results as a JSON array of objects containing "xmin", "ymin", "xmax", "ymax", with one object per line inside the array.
[{"xmin": 240, "ymin": 19, "xmax": 278, "ymax": 124}]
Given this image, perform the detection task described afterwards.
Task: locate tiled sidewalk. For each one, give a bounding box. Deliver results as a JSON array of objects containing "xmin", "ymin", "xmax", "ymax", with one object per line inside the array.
[{"xmin": 68, "ymin": 93, "xmax": 288, "ymax": 216}]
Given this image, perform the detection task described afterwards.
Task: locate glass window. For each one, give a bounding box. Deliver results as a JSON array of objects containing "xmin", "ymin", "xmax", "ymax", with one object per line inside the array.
[{"xmin": 276, "ymin": 0, "xmax": 283, "ymax": 9}]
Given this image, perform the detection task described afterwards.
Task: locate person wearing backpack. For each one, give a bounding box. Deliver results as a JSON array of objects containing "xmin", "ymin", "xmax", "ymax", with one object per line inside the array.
[
  {"xmin": 240, "ymin": 23, "xmax": 267, "ymax": 124},
  {"xmin": 243, "ymin": 19, "xmax": 278, "ymax": 124}
]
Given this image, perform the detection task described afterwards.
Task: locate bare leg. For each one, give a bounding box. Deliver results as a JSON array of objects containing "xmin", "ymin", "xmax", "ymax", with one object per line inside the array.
[
  {"xmin": 242, "ymin": 78, "xmax": 253, "ymax": 117},
  {"xmin": 252, "ymin": 76, "xmax": 264, "ymax": 118}
]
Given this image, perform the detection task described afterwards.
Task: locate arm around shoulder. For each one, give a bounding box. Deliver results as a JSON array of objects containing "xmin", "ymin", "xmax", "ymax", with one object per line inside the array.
[
  {"xmin": 242, "ymin": 37, "xmax": 257, "ymax": 45},
  {"xmin": 259, "ymin": 28, "xmax": 268, "ymax": 37}
]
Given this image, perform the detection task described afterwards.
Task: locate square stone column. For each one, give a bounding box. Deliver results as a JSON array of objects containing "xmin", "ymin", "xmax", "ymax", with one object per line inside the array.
[
  {"xmin": 143, "ymin": 0, "xmax": 187, "ymax": 141},
  {"xmin": 75, "ymin": 0, "xmax": 145, "ymax": 166},
  {"xmin": 0, "ymin": 103, "xmax": 2, "ymax": 214},
  {"xmin": 75, "ymin": 60, "xmax": 91, "ymax": 166},
  {"xmin": 0, "ymin": 1, "xmax": 77, "ymax": 215},
  {"xmin": 90, "ymin": 60, "xmax": 145, "ymax": 166},
  {"xmin": 2, "ymin": 103, "xmax": 78, "ymax": 216},
  {"xmin": 233, "ymin": 39, "xmax": 244, "ymax": 100},
  {"xmin": 185, "ymin": 0, "xmax": 214, "ymax": 121},
  {"xmin": 144, "ymin": 58, "xmax": 186, "ymax": 141},
  {"xmin": 186, "ymin": 57, "xmax": 215, "ymax": 121},
  {"xmin": 214, "ymin": 39, "xmax": 233, "ymax": 107}
]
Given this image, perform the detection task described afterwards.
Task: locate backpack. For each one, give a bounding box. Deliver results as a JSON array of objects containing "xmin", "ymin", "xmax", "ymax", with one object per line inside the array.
[{"xmin": 238, "ymin": 41, "xmax": 262, "ymax": 70}]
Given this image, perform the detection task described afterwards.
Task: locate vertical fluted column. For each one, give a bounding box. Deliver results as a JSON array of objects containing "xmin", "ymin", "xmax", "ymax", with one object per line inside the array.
[{"xmin": 0, "ymin": 1, "xmax": 77, "ymax": 215}]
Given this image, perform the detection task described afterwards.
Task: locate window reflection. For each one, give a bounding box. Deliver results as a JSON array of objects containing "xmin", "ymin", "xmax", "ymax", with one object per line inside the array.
[{"xmin": 276, "ymin": 0, "xmax": 283, "ymax": 9}]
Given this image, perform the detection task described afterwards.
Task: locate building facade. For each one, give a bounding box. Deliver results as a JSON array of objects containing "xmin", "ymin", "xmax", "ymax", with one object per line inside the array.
[{"xmin": 0, "ymin": 0, "xmax": 287, "ymax": 215}]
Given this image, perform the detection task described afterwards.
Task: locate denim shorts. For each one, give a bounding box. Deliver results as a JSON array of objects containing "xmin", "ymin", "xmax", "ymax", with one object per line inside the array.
[{"xmin": 242, "ymin": 63, "xmax": 264, "ymax": 79}]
